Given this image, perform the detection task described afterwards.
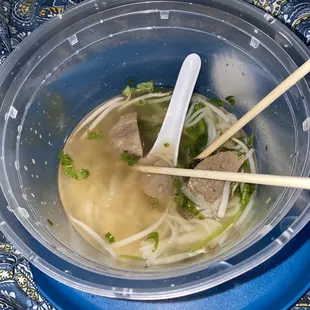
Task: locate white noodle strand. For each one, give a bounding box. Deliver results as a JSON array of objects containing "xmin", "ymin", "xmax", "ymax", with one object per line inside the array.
[
  {"xmin": 151, "ymin": 249, "xmax": 205, "ymax": 265},
  {"xmin": 70, "ymin": 216, "xmax": 117, "ymax": 258},
  {"xmin": 217, "ymin": 181, "xmax": 231, "ymax": 218},
  {"xmin": 112, "ymin": 208, "xmax": 168, "ymax": 249},
  {"xmin": 232, "ymin": 138, "xmax": 256, "ymax": 173}
]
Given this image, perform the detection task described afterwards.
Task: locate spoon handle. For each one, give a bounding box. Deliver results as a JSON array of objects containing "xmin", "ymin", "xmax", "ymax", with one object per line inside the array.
[{"xmin": 148, "ymin": 53, "xmax": 201, "ymax": 166}]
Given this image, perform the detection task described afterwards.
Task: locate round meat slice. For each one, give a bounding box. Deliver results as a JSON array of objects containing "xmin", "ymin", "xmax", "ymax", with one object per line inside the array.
[
  {"xmin": 109, "ymin": 112, "xmax": 143, "ymax": 157},
  {"xmin": 187, "ymin": 151, "xmax": 245, "ymax": 203},
  {"xmin": 140, "ymin": 159, "xmax": 173, "ymax": 204}
]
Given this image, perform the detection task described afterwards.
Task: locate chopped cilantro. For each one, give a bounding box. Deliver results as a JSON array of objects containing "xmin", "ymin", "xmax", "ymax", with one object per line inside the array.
[
  {"xmin": 247, "ymin": 132, "xmax": 254, "ymax": 148},
  {"xmin": 191, "ymin": 183, "xmax": 256, "ymax": 252},
  {"xmin": 47, "ymin": 219, "xmax": 54, "ymax": 226},
  {"xmin": 58, "ymin": 151, "xmax": 90, "ymax": 180},
  {"xmin": 225, "ymin": 95, "xmax": 235, "ymax": 107},
  {"xmin": 87, "ymin": 129, "xmax": 103, "ymax": 140},
  {"xmin": 122, "ymin": 80, "xmax": 154, "ymax": 97},
  {"xmin": 122, "ymin": 86, "xmax": 132, "ymax": 97},
  {"xmin": 194, "ymin": 102, "xmax": 206, "ymax": 111},
  {"xmin": 173, "ymin": 178, "xmax": 204, "ymax": 220},
  {"xmin": 128, "ymin": 77, "xmax": 134, "ymax": 86},
  {"xmin": 146, "ymin": 231, "xmax": 159, "ymax": 252},
  {"xmin": 121, "ymin": 151, "xmax": 138, "ymax": 166},
  {"xmin": 105, "ymin": 232, "xmax": 115, "ymax": 244},
  {"xmin": 265, "ymin": 145, "xmax": 268, "ymax": 151},
  {"xmin": 164, "ymin": 142, "xmax": 170, "ymax": 148},
  {"xmin": 180, "ymin": 116, "xmax": 208, "ymax": 162},
  {"xmin": 208, "ymin": 98, "xmax": 224, "ymax": 108},
  {"xmin": 241, "ymin": 159, "xmax": 249, "ymax": 170},
  {"xmin": 234, "ymin": 151, "xmax": 243, "ymax": 160},
  {"xmin": 241, "ymin": 183, "xmax": 256, "ymax": 207}
]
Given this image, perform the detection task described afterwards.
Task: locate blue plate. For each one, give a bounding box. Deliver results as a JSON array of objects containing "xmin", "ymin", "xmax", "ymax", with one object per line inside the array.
[{"xmin": 32, "ymin": 223, "xmax": 310, "ymax": 310}]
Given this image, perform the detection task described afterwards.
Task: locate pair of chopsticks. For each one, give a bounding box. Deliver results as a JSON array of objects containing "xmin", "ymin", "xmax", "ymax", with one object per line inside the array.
[{"xmin": 136, "ymin": 59, "xmax": 310, "ymax": 190}]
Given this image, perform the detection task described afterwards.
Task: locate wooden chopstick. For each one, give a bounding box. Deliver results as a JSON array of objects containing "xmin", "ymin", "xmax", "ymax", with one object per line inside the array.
[
  {"xmin": 196, "ymin": 59, "xmax": 310, "ymax": 159},
  {"xmin": 134, "ymin": 165, "xmax": 310, "ymax": 190}
]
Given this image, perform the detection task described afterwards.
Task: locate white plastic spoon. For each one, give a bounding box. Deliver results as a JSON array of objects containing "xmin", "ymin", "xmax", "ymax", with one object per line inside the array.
[{"xmin": 146, "ymin": 53, "xmax": 201, "ymax": 166}]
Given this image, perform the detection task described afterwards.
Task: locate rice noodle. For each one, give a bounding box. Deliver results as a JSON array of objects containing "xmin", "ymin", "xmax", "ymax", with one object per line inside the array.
[
  {"xmin": 185, "ymin": 108, "xmax": 208, "ymax": 127},
  {"xmin": 231, "ymin": 182, "xmax": 239, "ymax": 195},
  {"xmin": 147, "ymin": 95, "xmax": 172, "ymax": 104},
  {"xmin": 245, "ymin": 148, "xmax": 255, "ymax": 160},
  {"xmin": 185, "ymin": 102, "xmax": 197, "ymax": 124},
  {"xmin": 188, "ymin": 218, "xmax": 222, "ymax": 234},
  {"xmin": 112, "ymin": 207, "xmax": 168, "ymax": 249},
  {"xmin": 70, "ymin": 216, "xmax": 117, "ymax": 258},
  {"xmin": 143, "ymin": 219, "xmax": 178, "ymax": 264},
  {"xmin": 185, "ymin": 111, "xmax": 207, "ymax": 128},
  {"xmin": 217, "ymin": 181, "xmax": 231, "ymax": 218},
  {"xmin": 191, "ymin": 94, "xmax": 231, "ymax": 123},
  {"xmin": 71, "ymin": 96, "xmax": 124, "ymax": 140},
  {"xmin": 232, "ymin": 138, "xmax": 256, "ymax": 173},
  {"xmin": 119, "ymin": 91, "xmax": 172, "ymax": 110},
  {"xmin": 81, "ymin": 100, "xmax": 124, "ymax": 138},
  {"xmin": 151, "ymin": 249, "xmax": 205, "ymax": 265},
  {"xmin": 166, "ymin": 214, "xmax": 194, "ymax": 232},
  {"xmin": 216, "ymin": 121, "xmax": 231, "ymax": 131},
  {"xmin": 225, "ymin": 203, "xmax": 240, "ymax": 218},
  {"xmin": 204, "ymin": 116, "xmax": 217, "ymax": 146}
]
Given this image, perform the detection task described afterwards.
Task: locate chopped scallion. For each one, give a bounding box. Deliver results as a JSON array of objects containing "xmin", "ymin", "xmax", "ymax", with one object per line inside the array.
[
  {"xmin": 121, "ymin": 151, "xmax": 138, "ymax": 166},
  {"xmin": 146, "ymin": 231, "xmax": 159, "ymax": 252},
  {"xmin": 58, "ymin": 151, "xmax": 90, "ymax": 180},
  {"xmin": 105, "ymin": 232, "xmax": 115, "ymax": 244}
]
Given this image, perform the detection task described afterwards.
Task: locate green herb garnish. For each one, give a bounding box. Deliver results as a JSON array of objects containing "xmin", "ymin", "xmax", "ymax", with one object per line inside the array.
[
  {"xmin": 122, "ymin": 80, "xmax": 154, "ymax": 97},
  {"xmin": 191, "ymin": 183, "xmax": 256, "ymax": 252},
  {"xmin": 164, "ymin": 142, "xmax": 170, "ymax": 148},
  {"xmin": 128, "ymin": 77, "xmax": 134, "ymax": 86},
  {"xmin": 208, "ymin": 98, "xmax": 225, "ymax": 108},
  {"xmin": 87, "ymin": 129, "xmax": 103, "ymax": 140},
  {"xmin": 265, "ymin": 145, "xmax": 268, "ymax": 151},
  {"xmin": 234, "ymin": 151, "xmax": 243, "ymax": 160},
  {"xmin": 47, "ymin": 219, "xmax": 54, "ymax": 226},
  {"xmin": 105, "ymin": 232, "xmax": 115, "ymax": 244},
  {"xmin": 148, "ymin": 197, "xmax": 159, "ymax": 209},
  {"xmin": 241, "ymin": 183, "xmax": 256, "ymax": 207},
  {"xmin": 194, "ymin": 102, "xmax": 206, "ymax": 111},
  {"xmin": 122, "ymin": 86, "xmax": 132, "ymax": 97},
  {"xmin": 121, "ymin": 151, "xmax": 138, "ymax": 166},
  {"xmin": 146, "ymin": 231, "xmax": 159, "ymax": 252},
  {"xmin": 225, "ymin": 95, "xmax": 235, "ymax": 107},
  {"xmin": 174, "ymin": 178, "xmax": 205, "ymax": 220},
  {"xmin": 241, "ymin": 159, "xmax": 249, "ymax": 170},
  {"xmin": 179, "ymin": 115, "xmax": 208, "ymax": 162},
  {"xmin": 247, "ymin": 132, "xmax": 254, "ymax": 148},
  {"xmin": 58, "ymin": 151, "xmax": 90, "ymax": 180}
]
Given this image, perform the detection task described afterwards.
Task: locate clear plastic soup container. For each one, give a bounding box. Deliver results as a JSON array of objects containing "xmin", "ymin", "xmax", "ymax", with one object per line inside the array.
[{"xmin": 0, "ymin": 0, "xmax": 309, "ymax": 300}]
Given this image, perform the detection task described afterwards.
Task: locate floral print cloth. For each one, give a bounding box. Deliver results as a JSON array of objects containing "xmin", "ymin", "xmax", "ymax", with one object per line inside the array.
[{"xmin": 0, "ymin": 0, "xmax": 309, "ymax": 309}]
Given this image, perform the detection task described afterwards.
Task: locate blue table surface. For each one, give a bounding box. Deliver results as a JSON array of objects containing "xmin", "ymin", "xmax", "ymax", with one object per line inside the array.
[{"xmin": 32, "ymin": 223, "xmax": 310, "ymax": 310}]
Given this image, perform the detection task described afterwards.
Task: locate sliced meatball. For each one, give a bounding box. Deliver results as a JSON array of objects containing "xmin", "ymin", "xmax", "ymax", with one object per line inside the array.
[
  {"xmin": 140, "ymin": 160, "xmax": 173, "ymax": 204},
  {"xmin": 187, "ymin": 151, "xmax": 245, "ymax": 203},
  {"xmin": 109, "ymin": 112, "xmax": 143, "ymax": 157}
]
